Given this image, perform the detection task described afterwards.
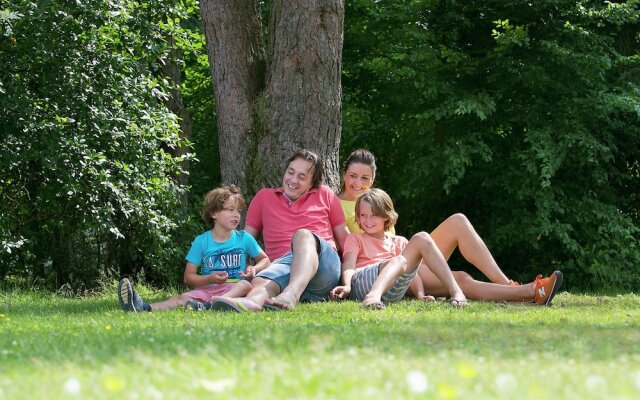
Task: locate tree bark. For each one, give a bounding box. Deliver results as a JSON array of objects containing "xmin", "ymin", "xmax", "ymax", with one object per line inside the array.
[
  {"xmin": 201, "ymin": 0, "xmax": 344, "ymax": 195},
  {"xmin": 200, "ymin": 0, "xmax": 266, "ymax": 192}
]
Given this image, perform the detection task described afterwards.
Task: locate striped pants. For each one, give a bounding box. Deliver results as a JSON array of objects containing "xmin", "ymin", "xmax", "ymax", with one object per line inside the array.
[{"xmin": 349, "ymin": 261, "xmax": 418, "ymax": 302}]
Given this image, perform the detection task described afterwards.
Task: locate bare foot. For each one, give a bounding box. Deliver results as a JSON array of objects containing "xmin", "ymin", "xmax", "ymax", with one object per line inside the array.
[
  {"xmin": 361, "ymin": 298, "xmax": 386, "ymax": 310},
  {"xmin": 450, "ymin": 296, "xmax": 469, "ymax": 308},
  {"xmin": 264, "ymin": 292, "xmax": 297, "ymax": 311},
  {"xmin": 418, "ymin": 295, "xmax": 436, "ymax": 302}
]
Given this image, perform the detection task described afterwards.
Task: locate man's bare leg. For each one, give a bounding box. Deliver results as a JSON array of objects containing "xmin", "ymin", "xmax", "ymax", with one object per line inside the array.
[{"xmin": 269, "ymin": 229, "xmax": 319, "ymax": 309}]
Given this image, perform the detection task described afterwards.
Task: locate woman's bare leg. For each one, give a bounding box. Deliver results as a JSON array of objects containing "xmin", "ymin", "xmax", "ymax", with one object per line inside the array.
[
  {"xmin": 430, "ymin": 213, "xmax": 511, "ymax": 284},
  {"xmin": 417, "ymin": 266, "xmax": 534, "ymax": 302}
]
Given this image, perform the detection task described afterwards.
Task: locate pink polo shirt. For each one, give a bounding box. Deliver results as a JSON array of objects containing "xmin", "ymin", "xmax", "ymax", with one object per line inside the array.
[
  {"xmin": 245, "ymin": 185, "xmax": 346, "ymax": 260},
  {"xmin": 343, "ymin": 232, "xmax": 408, "ymax": 269}
]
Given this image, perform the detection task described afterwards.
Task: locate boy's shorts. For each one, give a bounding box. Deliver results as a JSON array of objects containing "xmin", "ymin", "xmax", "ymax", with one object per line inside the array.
[
  {"xmin": 184, "ymin": 283, "xmax": 240, "ymax": 302},
  {"xmin": 256, "ymin": 233, "xmax": 340, "ymax": 302},
  {"xmin": 349, "ymin": 261, "xmax": 418, "ymax": 302}
]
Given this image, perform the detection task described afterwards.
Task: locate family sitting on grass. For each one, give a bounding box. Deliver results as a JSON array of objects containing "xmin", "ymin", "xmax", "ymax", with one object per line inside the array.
[{"xmin": 118, "ymin": 149, "xmax": 563, "ymax": 313}]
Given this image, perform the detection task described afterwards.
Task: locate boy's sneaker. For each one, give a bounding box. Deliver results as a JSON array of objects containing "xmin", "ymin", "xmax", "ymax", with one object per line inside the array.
[
  {"xmin": 184, "ymin": 300, "xmax": 210, "ymax": 311},
  {"xmin": 533, "ymin": 271, "xmax": 563, "ymax": 306},
  {"xmin": 118, "ymin": 278, "xmax": 145, "ymax": 312}
]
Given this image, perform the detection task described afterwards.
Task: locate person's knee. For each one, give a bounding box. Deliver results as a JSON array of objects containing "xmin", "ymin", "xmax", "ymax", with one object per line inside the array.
[
  {"xmin": 412, "ymin": 231, "xmax": 438, "ymax": 252},
  {"xmin": 453, "ymin": 271, "xmax": 473, "ymax": 286},
  {"xmin": 238, "ymin": 280, "xmax": 252, "ymax": 294},
  {"xmin": 248, "ymin": 277, "xmax": 281, "ymax": 297},
  {"xmin": 381, "ymin": 255, "xmax": 407, "ymax": 273},
  {"xmin": 237, "ymin": 281, "xmax": 253, "ymax": 297},
  {"xmin": 292, "ymin": 229, "xmax": 319, "ymax": 253},
  {"xmin": 449, "ymin": 213, "xmax": 470, "ymax": 227},
  {"xmin": 249, "ymin": 277, "xmax": 271, "ymax": 290}
]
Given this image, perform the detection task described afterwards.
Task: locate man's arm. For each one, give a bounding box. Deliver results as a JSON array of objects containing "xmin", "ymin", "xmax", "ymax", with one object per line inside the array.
[
  {"xmin": 332, "ymin": 223, "xmax": 349, "ymax": 254},
  {"xmin": 244, "ymin": 224, "xmax": 260, "ymax": 239}
]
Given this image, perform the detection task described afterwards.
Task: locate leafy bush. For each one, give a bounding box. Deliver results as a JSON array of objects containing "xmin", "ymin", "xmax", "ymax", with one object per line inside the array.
[
  {"xmin": 342, "ymin": 0, "xmax": 640, "ymax": 291},
  {"xmin": 0, "ymin": 1, "xmax": 199, "ymax": 289}
]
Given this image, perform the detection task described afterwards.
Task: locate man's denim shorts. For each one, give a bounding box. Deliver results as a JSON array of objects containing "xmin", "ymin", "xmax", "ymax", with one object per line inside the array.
[{"xmin": 257, "ymin": 233, "xmax": 341, "ymax": 302}]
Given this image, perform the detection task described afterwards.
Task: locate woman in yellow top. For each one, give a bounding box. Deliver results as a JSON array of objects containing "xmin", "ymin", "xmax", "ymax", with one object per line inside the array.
[
  {"xmin": 338, "ymin": 149, "xmax": 395, "ymax": 234},
  {"xmin": 337, "ymin": 149, "xmax": 538, "ymax": 302}
]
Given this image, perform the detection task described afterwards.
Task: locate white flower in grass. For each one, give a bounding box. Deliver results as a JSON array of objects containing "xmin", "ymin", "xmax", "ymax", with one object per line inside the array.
[
  {"xmin": 146, "ymin": 385, "xmax": 164, "ymax": 400},
  {"xmin": 633, "ymin": 371, "xmax": 640, "ymax": 391},
  {"xmin": 63, "ymin": 378, "xmax": 81, "ymax": 395},
  {"xmin": 200, "ymin": 378, "xmax": 236, "ymax": 393},
  {"xmin": 406, "ymin": 370, "xmax": 429, "ymax": 394},
  {"xmin": 494, "ymin": 373, "xmax": 517, "ymax": 394},
  {"xmin": 585, "ymin": 375, "xmax": 607, "ymax": 392}
]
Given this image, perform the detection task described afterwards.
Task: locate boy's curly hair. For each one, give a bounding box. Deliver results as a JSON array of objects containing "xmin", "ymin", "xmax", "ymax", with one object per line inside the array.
[{"xmin": 201, "ymin": 185, "xmax": 246, "ymax": 227}]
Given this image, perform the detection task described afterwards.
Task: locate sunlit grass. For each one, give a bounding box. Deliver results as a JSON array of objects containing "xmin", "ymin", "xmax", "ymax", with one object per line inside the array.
[{"xmin": 0, "ymin": 289, "xmax": 638, "ymax": 399}]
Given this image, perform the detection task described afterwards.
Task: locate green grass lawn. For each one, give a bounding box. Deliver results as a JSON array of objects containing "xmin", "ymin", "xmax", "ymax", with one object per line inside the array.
[{"xmin": 0, "ymin": 288, "xmax": 638, "ymax": 399}]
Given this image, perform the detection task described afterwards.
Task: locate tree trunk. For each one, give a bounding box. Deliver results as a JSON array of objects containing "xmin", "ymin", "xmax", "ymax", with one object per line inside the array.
[
  {"xmin": 200, "ymin": 0, "xmax": 266, "ymax": 192},
  {"xmin": 201, "ymin": 0, "xmax": 344, "ymax": 196}
]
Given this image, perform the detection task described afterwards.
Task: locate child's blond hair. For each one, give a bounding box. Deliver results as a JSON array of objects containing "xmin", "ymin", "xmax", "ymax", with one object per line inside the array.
[{"xmin": 355, "ymin": 188, "xmax": 398, "ymax": 231}]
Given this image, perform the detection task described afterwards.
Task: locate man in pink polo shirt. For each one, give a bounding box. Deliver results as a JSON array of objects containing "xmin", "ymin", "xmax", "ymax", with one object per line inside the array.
[{"xmin": 210, "ymin": 149, "xmax": 349, "ymax": 312}]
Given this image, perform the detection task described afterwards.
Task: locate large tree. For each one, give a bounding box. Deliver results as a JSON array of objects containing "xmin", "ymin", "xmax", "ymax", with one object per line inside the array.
[{"xmin": 200, "ymin": 0, "xmax": 344, "ymax": 194}]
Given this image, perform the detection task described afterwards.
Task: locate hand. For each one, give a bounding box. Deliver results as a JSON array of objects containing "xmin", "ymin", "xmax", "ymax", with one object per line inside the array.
[
  {"xmin": 211, "ymin": 271, "xmax": 229, "ymax": 284},
  {"xmin": 330, "ymin": 285, "xmax": 350, "ymax": 301},
  {"xmin": 240, "ymin": 266, "xmax": 255, "ymax": 280}
]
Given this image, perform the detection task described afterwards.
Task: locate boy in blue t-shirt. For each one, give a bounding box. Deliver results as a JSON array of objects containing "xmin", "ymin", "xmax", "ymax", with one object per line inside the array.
[{"xmin": 117, "ymin": 185, "xmax": 270, "ymax": 312}]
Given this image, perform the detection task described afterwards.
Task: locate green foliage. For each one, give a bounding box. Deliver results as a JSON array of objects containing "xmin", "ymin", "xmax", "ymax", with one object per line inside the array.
[
  {"xmin": 342, "ymin": 0, "xmax": 640, "ymax": 290},
  {"xmin": 0, "ymin": 1, "xmax": 201, "ymax": 288},
  {"xmin": 1, "ymin": 291, "xmax": 639, "ymax": 399},
  {"xmin": 179, "ymin": 19, "xmax": 220, "ymax": 201},
  {"xmin": 2, "ymin": 0, "xmax": 638, "ymax": 293}
]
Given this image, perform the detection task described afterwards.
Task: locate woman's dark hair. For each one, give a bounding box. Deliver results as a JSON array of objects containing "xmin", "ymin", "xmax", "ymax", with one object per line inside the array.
[{"xmin": 340, "ymin": 149, "xmax": 376, "ymax": 194}]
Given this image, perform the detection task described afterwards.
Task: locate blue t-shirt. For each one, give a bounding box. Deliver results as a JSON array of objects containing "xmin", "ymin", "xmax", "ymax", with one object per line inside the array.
[{"xmin": 185, "ymin": 230, "xmax": 262, "ymax": 282}]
